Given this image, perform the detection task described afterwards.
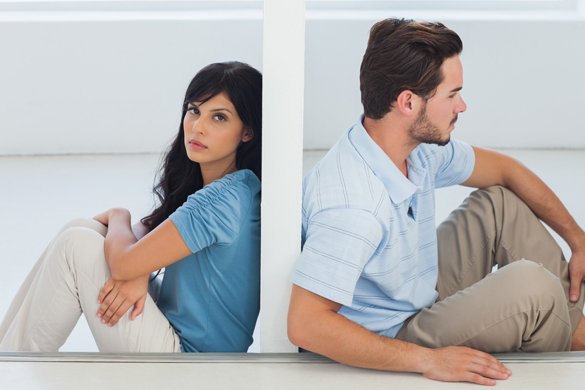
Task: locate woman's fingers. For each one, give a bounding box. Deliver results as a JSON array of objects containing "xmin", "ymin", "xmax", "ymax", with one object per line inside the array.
[
  {"xmin": 97, "ymin": 277, "xmax": 116, "ymax": 305},
  {"xmin": 96, "ymin": 277, "xmax": 149, "ymax": 326},
  {"xmin": 101, "ymin": 293, "xmax": 125, "ymax": 325},
  {"xmin": 131, "ymin": 295, "xmax": 147, "ymax": 321},
  {"xmin": 106, "ymin": 300, "xmax": 134, "ymax": 326},
  {"xmin": 96, "ymin": 280, "xmax": 120, "ymax": 318}
]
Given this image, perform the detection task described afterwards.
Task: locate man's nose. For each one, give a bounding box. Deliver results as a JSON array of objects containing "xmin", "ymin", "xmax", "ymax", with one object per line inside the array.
[{"xmin": 457, "ymin": 96, "xmax": 467, "ymax": 113}]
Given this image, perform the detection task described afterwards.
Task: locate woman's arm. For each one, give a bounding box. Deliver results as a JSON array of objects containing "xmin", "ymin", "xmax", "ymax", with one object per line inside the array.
[
  {"xmin": 93, "ymin": 219, "xmax": 152, "ymax": 327},
  {"xmin": 94, "ymin": 208, "xmax": 192, "ymax": 281},
  {"xmin": 92, "ymin": 208, "xmax": 191, "ymax": 326},
  {"xmin": 132, "ymin": 221, "xmax": 149, "ymax": 241}
]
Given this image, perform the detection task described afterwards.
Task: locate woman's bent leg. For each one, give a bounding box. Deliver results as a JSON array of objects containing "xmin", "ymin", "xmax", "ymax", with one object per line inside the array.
[
  {"xmin": 0, "ymin": 218, "xmax": 107, "ymax": 346},
  {"xmin": 0, "ymin": 219, "xmax": 180, "ymax": 352}
]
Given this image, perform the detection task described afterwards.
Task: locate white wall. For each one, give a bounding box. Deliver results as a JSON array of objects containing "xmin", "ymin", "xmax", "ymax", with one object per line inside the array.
[
  {"xmin": 304, "ymin": 11, "xmax": 585, "ymax": 150},
  {"xmin": 0, "ymin": 11, "xmax": 263, "ymax": 155},
  {"xmin": 1, "ymin": 7, "xmax": 584, "ymax": 155}
]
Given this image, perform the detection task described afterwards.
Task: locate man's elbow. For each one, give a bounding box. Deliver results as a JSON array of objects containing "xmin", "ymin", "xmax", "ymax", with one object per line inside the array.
[{"xmin": 287, "ymin": 312, "xmax": 309, "ymax": 348}]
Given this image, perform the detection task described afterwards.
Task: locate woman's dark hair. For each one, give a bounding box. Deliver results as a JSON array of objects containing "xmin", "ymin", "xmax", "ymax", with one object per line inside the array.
[
  {"xmin": 360, "ymin": 18, "xmax": 463, "ymax": 120},
  {"xmin": 142, "ymin": 61, "xmax": 262, "ymax": 231}
]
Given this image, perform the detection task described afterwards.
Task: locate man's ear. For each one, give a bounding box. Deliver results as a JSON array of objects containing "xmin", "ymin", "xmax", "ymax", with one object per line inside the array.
[
  {"xmin": 395, "ymin": 90, "xmax": 419, "ymax": 117},
  {"xmin": 241, "ymin": 126, "xmax": 254, "ymax": 143}
]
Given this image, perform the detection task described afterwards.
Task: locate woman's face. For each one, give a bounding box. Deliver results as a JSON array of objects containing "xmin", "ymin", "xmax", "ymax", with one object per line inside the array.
[{"xmin": 183, "ymin": 92, "xmax": 253, "ymax": 173}]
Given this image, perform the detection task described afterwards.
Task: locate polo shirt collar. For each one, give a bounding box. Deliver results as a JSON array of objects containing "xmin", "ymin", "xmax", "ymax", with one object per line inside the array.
[{"xmin": 348, "ymin": 114, "xmax": 418, "ymax": 204}]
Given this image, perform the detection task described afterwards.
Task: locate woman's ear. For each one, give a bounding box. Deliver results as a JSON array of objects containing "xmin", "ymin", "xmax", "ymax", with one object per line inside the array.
[{"xmin": 241, "ymin": 126, "xmax": 254, "ymax": 143}]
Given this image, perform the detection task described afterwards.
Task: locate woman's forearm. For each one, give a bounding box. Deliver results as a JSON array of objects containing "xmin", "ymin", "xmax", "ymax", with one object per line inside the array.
[
  {"xmin": 102, "ymin": 208, "xmax": 140, "ymax": 279},
  {"xmin": 131, "ymin": 221, "xmax": 149, "ymax": 241}
]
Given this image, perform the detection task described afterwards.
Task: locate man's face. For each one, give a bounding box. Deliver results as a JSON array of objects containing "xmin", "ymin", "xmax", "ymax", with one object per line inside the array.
[{"xmin": 408, "ymin": 55, "xmax": 467, "ymax": 146}]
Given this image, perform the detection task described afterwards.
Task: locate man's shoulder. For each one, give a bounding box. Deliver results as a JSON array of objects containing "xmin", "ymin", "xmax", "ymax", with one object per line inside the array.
[{"xmin": 303, "ymin": 133, "xmax": 390, "ymax": 218}]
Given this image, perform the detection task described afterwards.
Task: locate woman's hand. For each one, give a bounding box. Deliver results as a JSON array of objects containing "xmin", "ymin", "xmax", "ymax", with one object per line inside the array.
[
  {"xmin": 93, "ymin": 208, "xmax": 130, "ymax": 227},
  {"xmin": 96, "ymin": 275, "xmax": 150, "ymax": 326}
]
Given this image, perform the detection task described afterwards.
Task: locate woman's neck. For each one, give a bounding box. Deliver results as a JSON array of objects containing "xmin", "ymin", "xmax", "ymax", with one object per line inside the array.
[{"xmin": 200, "ymin": 161, "xmax": 238, "ymax": 187}]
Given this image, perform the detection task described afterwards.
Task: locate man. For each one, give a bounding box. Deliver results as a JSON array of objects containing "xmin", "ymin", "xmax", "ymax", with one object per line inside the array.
[{"xmin": 287, "ymin": 18, "xmax": 585, "ymax": 386}]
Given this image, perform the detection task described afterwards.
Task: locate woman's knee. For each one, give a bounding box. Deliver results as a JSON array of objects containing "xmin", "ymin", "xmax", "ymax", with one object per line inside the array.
[
  {"xmin": 54, "ymin": 227, "xmax": 109, "ymax": 273},
  {"xmin": 59, "ymin": 218, "xmax": 107, "ymax": 238}
]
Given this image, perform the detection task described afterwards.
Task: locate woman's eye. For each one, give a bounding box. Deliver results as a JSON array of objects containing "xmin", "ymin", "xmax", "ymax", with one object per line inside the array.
[
  {"xmin": 188, "ymin": 107, "xmax": 199, "ymax": 115},
  {"xmin": 214, "ymin": 114, "xmax": 227, "ymax": 121}
]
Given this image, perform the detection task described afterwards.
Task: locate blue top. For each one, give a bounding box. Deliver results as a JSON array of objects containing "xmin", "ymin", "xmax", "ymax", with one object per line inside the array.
[
  {"xmin": 158, "ymin": 169, "xmax": 261, "ymax": 352},
  {"xmin": 292, "ymin": 115, "xmax": 475, "ymax": 338}
]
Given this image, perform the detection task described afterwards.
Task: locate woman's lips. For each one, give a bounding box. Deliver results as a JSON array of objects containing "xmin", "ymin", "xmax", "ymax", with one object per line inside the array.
[{"xmin": 189, "ymin": 140, "xmax": 207, "ymax": 150}]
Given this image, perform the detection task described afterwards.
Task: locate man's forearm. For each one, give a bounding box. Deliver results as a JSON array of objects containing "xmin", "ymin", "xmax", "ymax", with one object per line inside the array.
[
  {"xmin": 287, "ymin": 285, "xmax": 509, "ymax": 384},
  {"xmin": 289, "ymin": 304, "xmax": 428, "ymax": 372},
  {"xmin": 503, "ymin": 159, "xmax": 585, "ymax": 251}
]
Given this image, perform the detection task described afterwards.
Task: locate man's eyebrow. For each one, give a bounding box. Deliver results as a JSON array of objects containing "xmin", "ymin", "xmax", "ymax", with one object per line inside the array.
[{"xmin": 450, "ymin": 87, "xmax": 463, "ymax": 93}]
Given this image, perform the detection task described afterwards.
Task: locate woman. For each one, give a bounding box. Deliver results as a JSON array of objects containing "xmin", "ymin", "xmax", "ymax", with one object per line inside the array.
[{"xmin": 0, "ymin": 61, "xmax": 262, "ymax": 353}]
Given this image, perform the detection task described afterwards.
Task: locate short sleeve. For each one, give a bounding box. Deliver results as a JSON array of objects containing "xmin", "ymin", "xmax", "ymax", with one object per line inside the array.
[
  {"xmin": 433, "ymin": 139, "xmax": 476, "ymax": 188},
  {"xmin": 292, "ymin": 208, "xmax": 385, "ymax": 306},
  {"xmin": 169, "ymin": 174, "xmax": 255, "ymax": 253}
]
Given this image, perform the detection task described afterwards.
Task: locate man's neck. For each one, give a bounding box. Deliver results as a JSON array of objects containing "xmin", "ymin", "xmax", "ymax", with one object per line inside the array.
[{"xmin": 362, "ymin": 114, "xmax": 418, "ymax": 177}]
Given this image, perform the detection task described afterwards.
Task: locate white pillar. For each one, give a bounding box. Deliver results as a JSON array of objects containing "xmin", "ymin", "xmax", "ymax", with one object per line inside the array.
[{"xmin": 260, "ymin": 0, "xmax": 305, "ymax": 352}]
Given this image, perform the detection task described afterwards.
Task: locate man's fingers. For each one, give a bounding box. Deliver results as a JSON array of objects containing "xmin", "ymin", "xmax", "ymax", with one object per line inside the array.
[
  {"xmin": 471, "ymin": 354, "xmax": 511, "ymax": 375},
  {"xmin": 470, "ymin": 363, "xmax": 510, "ymax": 380},
  {"xmin": 569, "ymin": 272, "xmax": 582, "ymax": 302},
  {"xmin": 464, "ymin": 373, "xmax": 497, "ymax": 387},
  {"xmin": 469, "ymin": 349, "xmax": 510, "ymax": 372}
]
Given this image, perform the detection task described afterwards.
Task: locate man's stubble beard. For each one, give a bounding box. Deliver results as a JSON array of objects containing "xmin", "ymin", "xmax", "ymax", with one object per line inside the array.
[{"xmin": 407, "ymin": 102, "xmax": 454, "ymax": 147}]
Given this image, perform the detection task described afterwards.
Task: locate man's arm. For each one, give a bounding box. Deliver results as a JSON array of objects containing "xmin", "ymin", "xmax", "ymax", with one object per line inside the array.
[
  {"xmin": 288, "ymin": 284, "xmax": 511, "ymax": 386},
  {"xmin": 461, "ymin": 146, "xmax": 585, "ymax": 301}
]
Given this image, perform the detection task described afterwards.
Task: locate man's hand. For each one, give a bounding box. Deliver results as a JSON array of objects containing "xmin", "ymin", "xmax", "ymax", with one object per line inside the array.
[
  {"xmin": 96, "ymin": 275, "xmax": 149, "ymax": 326},
  {"xmin": 569, "ymin": 242, "xmax": 585, "ymax": 302},
  {"xmin": 421, "ymin": 346, "xmax": 511, "ymax": 386}
]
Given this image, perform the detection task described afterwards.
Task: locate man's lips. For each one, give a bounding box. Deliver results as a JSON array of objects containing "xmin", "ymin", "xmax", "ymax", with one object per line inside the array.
[{"xmin": 189, "ymin": 139, "xmax": 207, "ymax": 150}]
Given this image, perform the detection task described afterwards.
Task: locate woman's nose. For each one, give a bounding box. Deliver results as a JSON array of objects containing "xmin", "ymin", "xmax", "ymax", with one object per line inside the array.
[{"xmin": 192, "ymin": 119, "xmax": 205, "ymax": 135}]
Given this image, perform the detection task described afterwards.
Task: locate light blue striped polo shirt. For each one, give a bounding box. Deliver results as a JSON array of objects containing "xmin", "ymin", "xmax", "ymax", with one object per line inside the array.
[{"xmin": 292, "ymin": 115, "xmax": 475, "ymax": 338}]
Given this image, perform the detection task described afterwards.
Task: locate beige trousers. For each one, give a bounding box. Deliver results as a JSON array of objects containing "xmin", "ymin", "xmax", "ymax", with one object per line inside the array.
[
  {"xmin": 0, "ymin": 218, "xmax": 181, "ymax": 352},
  {"xmin": 395, "ymin": 186, "xmax": 585, "ymax": 353}
]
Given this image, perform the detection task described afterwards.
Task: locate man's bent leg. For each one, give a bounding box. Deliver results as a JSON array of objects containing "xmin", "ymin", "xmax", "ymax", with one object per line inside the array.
[
  {"xmin": 396, "ymin": 260, "xmax": 573, "ymax": 352},
  {"xmin": 436, "ymin": 185, "xmax": 585, "ymax": 333}
]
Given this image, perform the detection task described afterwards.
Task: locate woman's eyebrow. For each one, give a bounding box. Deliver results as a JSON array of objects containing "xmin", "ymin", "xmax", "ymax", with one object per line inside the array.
[{"xmin": 210, "ymin": 108, "xmax": 233, "ymax": 114}]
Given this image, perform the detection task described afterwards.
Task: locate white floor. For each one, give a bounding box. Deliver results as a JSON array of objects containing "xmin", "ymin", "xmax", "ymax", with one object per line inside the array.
[{"xmin": 0, "ymin": 150, "xmax": 585, "ymax": 388}]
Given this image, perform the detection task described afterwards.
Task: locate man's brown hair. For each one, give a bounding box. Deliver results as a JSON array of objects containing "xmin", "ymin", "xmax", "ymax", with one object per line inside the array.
[{"xmin": 360, "ymin": 18, "xmax": 463, "ymax": 120}]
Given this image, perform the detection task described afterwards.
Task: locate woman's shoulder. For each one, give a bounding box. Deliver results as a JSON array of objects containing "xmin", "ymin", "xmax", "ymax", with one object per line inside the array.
[{"xmin": 186, "ymin": 169, "xmax": 261, "ymax": 212}]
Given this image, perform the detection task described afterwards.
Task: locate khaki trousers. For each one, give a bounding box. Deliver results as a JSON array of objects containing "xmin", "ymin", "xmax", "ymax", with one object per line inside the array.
[
  {"xmin": 0, "ymin": 218, "xmax": 181, "ymax": 352},
  {"xmin": 395, "ymin": 186, "xmax": 585, "ymax": 352}
]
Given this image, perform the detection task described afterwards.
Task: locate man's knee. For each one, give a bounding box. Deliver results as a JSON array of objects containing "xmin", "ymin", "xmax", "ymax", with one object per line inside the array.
[
  {"xmin": 498, "ymin": 260, "xmax": 565, "ymax": 304},
  {"xmin": 472, "ymin": 185, "xmax": 522, "ymax": 208}
]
